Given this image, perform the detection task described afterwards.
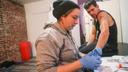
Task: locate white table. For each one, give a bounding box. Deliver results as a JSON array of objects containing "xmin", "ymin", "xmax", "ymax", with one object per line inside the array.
[{"xmin": 94, "ymin": 55, "xmax": 128, "ymax": 72}]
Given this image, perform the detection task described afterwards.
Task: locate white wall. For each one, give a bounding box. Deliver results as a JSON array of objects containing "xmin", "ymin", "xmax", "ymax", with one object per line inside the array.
[
  {"xmin": 83, "ymin": 8, "xmax": 93, "ymax": 42},
  {"xmin": 24, "ymin": 0, "xmax": 53, "ymax": 56},
  {"xmin": 119, "ymin": 0, "xmax": 128, "ymax": 43}
]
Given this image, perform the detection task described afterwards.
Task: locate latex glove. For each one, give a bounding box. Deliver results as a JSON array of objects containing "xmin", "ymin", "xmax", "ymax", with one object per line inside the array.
[
  {"xmin": 80, "ymin": 54, "xmax": 101, "ymax": 70},
  {"xmin": 88, "ymin": 48, "xmax": 102, "ymax": 56}
]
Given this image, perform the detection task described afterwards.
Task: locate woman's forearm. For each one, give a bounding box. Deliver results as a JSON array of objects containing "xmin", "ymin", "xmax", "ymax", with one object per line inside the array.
[{"xmin": 57, "ymin": 60, "xmax": 82, "ymax": 72}]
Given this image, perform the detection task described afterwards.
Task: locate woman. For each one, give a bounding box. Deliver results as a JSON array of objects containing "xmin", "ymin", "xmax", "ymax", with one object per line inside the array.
[{"xmin": 35, "ymin": 0, "xmax": 101, "ymax": 72}]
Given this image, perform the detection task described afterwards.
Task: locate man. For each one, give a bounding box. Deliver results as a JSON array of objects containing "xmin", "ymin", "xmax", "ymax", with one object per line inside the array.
[{"xmin": 83, "ymin": 0, "xmax": 118, "ymax": 56}]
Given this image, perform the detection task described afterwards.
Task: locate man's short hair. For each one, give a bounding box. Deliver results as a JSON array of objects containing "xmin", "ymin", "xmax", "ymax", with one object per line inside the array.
[{"xmin": 84, "ymin": 0, "xmax": 97, "ymax": 9}]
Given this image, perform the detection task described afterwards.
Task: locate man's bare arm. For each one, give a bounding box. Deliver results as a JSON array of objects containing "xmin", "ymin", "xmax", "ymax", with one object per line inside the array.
[{"xmin": 96, "ymin": 12, "xmax": 109, "ymax": 49}]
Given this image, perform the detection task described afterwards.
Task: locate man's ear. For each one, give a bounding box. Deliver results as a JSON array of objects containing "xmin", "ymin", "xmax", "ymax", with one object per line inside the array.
[{"xmin": 96, "ymin": 5, "xmax": 99, "ymax": 8}]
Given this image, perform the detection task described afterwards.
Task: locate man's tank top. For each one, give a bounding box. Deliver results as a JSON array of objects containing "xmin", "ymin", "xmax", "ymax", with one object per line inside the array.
[{"xmin": 94, "ymin": 10, "xmax": 118, "ymax": 56}]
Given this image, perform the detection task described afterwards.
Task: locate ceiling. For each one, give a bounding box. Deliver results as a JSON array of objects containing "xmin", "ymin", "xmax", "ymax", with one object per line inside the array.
[{"xmin": 11, "ymin": 0, "xmax": 42, "ymax": 5}]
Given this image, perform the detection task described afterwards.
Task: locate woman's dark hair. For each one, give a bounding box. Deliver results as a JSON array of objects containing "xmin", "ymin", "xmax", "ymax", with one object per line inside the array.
[{"xmin": 53, "ymin": 0, "xmax": 80, "ymax": 20}]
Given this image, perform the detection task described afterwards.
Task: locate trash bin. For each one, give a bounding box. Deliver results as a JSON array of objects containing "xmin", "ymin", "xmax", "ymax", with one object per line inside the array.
[{"xmin": 19, "ymin": 41, "xmax": 31, "ymax": 61}]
